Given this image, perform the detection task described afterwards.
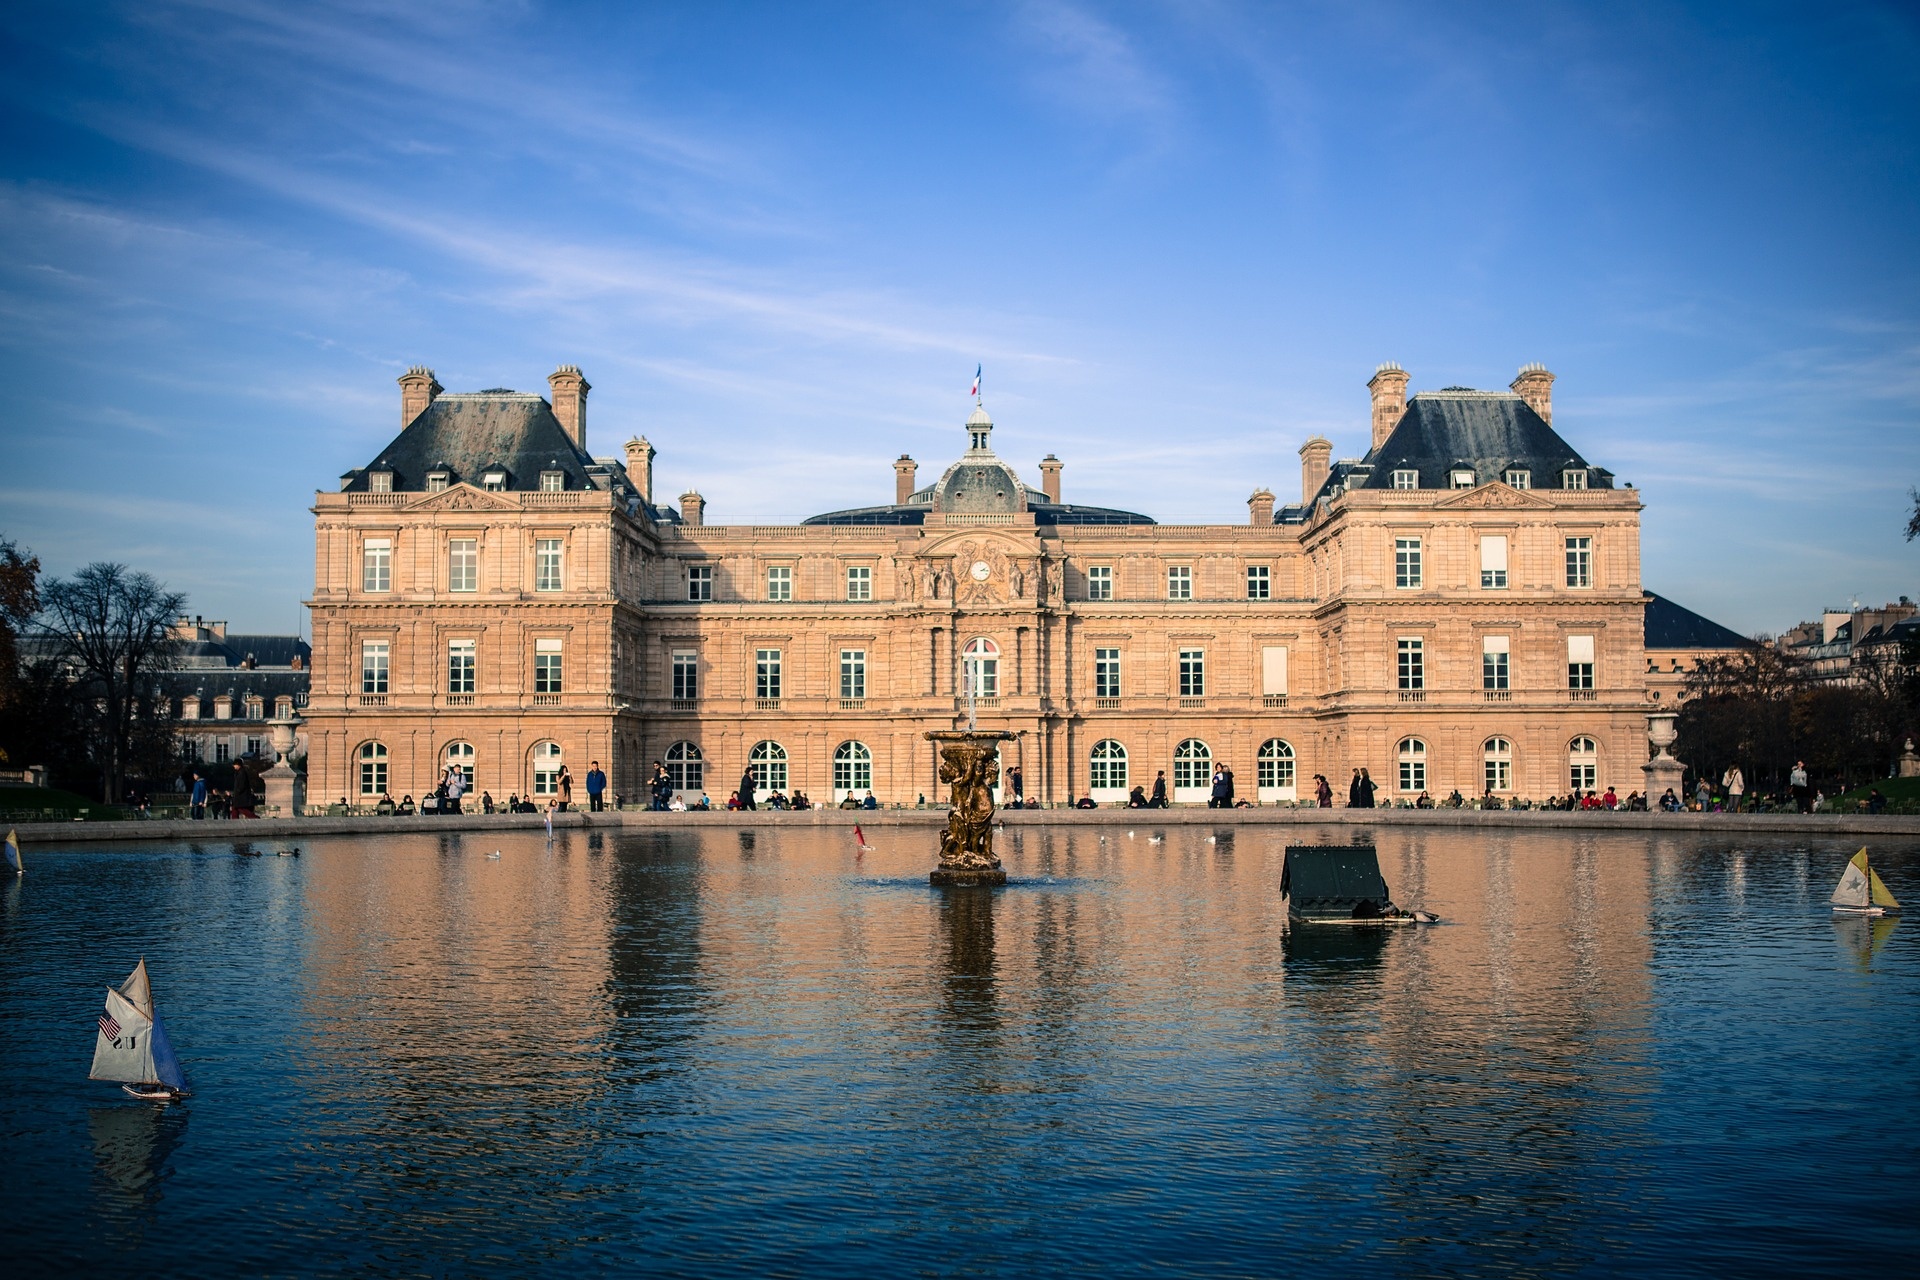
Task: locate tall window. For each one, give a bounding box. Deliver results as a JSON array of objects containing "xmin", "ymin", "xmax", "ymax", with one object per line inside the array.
[
  {"xmin": 1246, "ymin": 565, "xmax": 1270, "ymax": 599},
  {"xmin": 962, "ymin": 637, "xmax": 999, "ymax": 698},
  {"xmin": 1568, "ymin": 635, "xmax": 1595, "ymax": 690},
  {"xmin": 358, "ymin": 742, "xmax": 388, "ymax": 796},
  {"xmin": 1397, "ymin": 637, "xmax": 1424, "ymax": 691},
  {"xmin": 445, "ymin": 741, "xmax": 475, "ymax": 789},
  {"xmin": 1087, "ymin": 566, "xmax": 1113, "ymax": 600},
  {"xmin": 534, "ymin": 638, "xmax": 563, "ymax": 694},
  {"xmin": 1173, "ymin": 739, "xmax": 1212, "ymax": 797},
  {"xmin": 448, "ymin": 639, "xmax": 475, "ymax": 694},
  {"xmin": 1482, "ymin": 635, "xmax": 1509, "ymax": 690},
  {"xmin": 1258, "ymin": 739, "xmax": 1295, "ymax": 798},
  {"xmin": 540, "ymin": 471, "xmax": 564, "ymax": 492},
  {"xmin": 361, "ymin": 640, "xmax": 389, "ymax": 695},
  {"xmin": 1392, "ymin": 469, "xmax": 1418, "ymax": 489},
  {"xmin": 1480, "ymin": 535, "xmax": 1508, "ymax": 589},
  {"xmin": 687, "ymin": 565, "xmax": 713, "ymax": 601},
  {"xmin": 1484, "ymin": 738, "xmax": 1512, "ymax": 793},
  {"xmin": 1395, "ymin": 537, "xmax": 1422, "ymax": 589},
  {"xmin": 666, "ymin": 741, "xmax": 703, "ymax": 792},
  {"xmin": 532, "ymin": 741, "xmax": 563, "ymax": 795},
  {"xmin": 1563, "ymin": 469, "xmax": 1589, "ymax": 490},
  {"xmin": 449, "ymin": 538, "xmax": 477, "ymax": 592},
  {"xmin": 1089, "ymin": 739, "xmax": 1128, "ymax": 794},
  {"xmin": 832, "ymin": 741, "xmax": 873, "ymax": 797},
  {"xmin": 846, "ymin": 565, "xmax": 871, "ymax": 601},
  {"xmin": 840, "ymin": 649, "xmax": 866, "ymax": 700},
  {"xmin": 1568, "ymin": 736, "xmax": 1598, "ymax": 792},
  {"xmin": 535, "ymin": 539, "xmax": 564, "ymax": 591},
  {"xmin": 1179, "ymin": 648, "xmax": 1205, "ymax": 697},
  {"xmin": 1565, "ymin": 536, "xmax": 1592, "ymax": 588},
  {"xmin": 672, "ymin": 651, "xmax": 698, "ymax": 701},
  {"xmin": 362, "ymin": 538, "xmax": 391, "ymax": 592},
  {"xmin": 756, "ymin": 649, "xmax": 782, "ymax": 700},
  {"xmin": 1504, "ymin": 469, "xmax": 1531, "ymax": 489},
  {"xmin": 1398, "ymin": 738, "xmax": 1427, "ymax": 792},
  {"xmin": 1167, "ymin": 566, "xmax": 1192, "ymax": 600},
  {"xmin": 749, "ymin": 740, "xmax": 788, "ymax": 794},
  {"xmin": 766, "ymin": 565, "xmax": 792, "ymax": 601},
  {"xmin": 1094, "ymin": 648, "xmax": 1121, "ymax": 699}
]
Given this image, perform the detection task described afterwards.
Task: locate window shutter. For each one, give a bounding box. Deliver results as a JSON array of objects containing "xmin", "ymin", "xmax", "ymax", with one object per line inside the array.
[
  {"xmin": 1261, "ymin": 646, "xmax": 1288, "ymax": 695},
  {"xmin": 1480, "ymin": 535, "xmax": 1507, "ymax": 573},
  {"xmin": 1483, "ymin": 634, "xmax": 1509, "ymax": 655},
  {"xmin": 1568, "ymin": 634, "xmax": 1595, "ymax": 663}
]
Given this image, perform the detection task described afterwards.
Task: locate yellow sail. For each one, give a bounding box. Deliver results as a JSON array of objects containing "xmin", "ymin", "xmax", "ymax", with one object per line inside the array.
[{"xmin": 1869, "ymin": 867, "xmax": 1901, "ymax": 909}]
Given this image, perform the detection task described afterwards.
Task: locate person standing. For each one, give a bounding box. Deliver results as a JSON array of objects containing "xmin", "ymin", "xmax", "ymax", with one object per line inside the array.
[
  {"xmin": 556, "ymin": 764, "xmax": 573, "ymax": 812},
  {"xmin": 739, "ymin": 765, "xmax": 758, "ymax": 811},
  {"xmin": 1209, "ymin": 767, "xmax": 1229, "ymax": 809},
  {"xmin": 1790, "ymin": 761, "xmax": 1811, "ymax": 813},
  {"xmin": 1150, "ymin": 770, "xmax": 1168, "ymax": 808},
  {"xmin": 443, "ymin": 763, "xmax": 465, "ymax": 815},
  {"xmin": 1314, "ymin": 774, "xmax": 1333, "ymax": 809},
  {"xmin": 585, "ymin": 760, "xmax": 607, "ymax": 812},
  {"xmin": 190, "ymin": 771, "xmax": 208, "ymax": 821},
  {"xmin": 1348, "ymin": 768, "xmax": 1362, "ymax": 808},
  {"xmin": 1722, "ymin": 763, "xmax": 1745, "ymax": 813},
  {"xmin": 1007, "ymin": 765, "xmax": 1024, "ymax": 808},
  {"xmin": 1358, "ymin": 768, "xmax": 1377, "ymax": 809}
]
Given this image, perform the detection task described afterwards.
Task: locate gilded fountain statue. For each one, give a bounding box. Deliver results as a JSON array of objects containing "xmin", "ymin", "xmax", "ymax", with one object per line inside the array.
[{"xmin": 925, "ymin": 729, "xmax": 1016, "ymax": 886}]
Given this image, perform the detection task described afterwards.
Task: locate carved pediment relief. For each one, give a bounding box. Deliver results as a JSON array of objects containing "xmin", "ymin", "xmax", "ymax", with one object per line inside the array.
[
  {"xmin": 408, "ymin": 484, "xmax": 517, "ymax": 512},
  {"xmin": 1433, "ymin": 482, "xmax": 1554, "ymax": 510}
]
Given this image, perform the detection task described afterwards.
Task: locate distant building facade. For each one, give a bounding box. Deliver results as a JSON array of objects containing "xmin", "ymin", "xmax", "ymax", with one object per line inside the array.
[
  {"xmin": 1776, "ymin": 599, "xmax": 1918, "ymax": 683},
  {"xmin": 306, "ymin": 362, "xmax": 1744, "ymax": 806},
  {"xmin": 162, "ymin": 616, "xmax": 311, "ymax": 769}
]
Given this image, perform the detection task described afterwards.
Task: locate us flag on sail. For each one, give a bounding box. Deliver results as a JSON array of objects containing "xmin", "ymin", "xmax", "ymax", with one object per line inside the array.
[{"xmin": 99, "ymin": 1013, "xmax": 121, "ymax": 1040}]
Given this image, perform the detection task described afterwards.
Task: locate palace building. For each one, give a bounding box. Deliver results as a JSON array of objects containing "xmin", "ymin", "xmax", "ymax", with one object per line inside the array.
[{"xmin": 305, "ymin": 361, "xmax": 1741, "ymax": 808}]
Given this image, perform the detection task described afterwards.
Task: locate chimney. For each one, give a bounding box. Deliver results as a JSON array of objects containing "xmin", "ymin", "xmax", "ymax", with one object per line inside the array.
[
  {"xmin": 625, "ymin": 436, "xmax": 657, "ymax": 501},
  {"xmin": 1247, "ymin": 488, "xmax": 1275, "ymax": 525},
  {"xmin": 548, "ymin": 364, "xmax": 590, "ymax": 448},
  {"xmin": 680, "ymin": 490, "xmax": 705, "ymax": 526},
  {"xmin": 1510, "ymin": 363, "xmax": 1555, "ymax": 424},
  {"xmin": 1299, "ymin": 435, "xmax": 1332, "ymax": 503},
  {"xmin": 1038, "ymin": 454, "xmax": 1063, "ymax": 504},
  {"xmin": 894, "ymin": 454, "xmax": 918, "ymax": 505},
  {"xmin": 1368, "ymin": 363, "xmax": 1410, "ymax": 450},
  {"xmin": 398, "ymin": 366, "xmax": 442, "ymax": 426}
]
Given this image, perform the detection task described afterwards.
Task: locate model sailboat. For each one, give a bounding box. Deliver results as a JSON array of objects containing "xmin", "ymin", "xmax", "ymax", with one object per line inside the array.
[
  {"xmin": 1830, "ymin": 849, "xmax": 1901, "ymax": 917},
  {"xmin": 4, "ymin": 827, "xmax": 20, "ymax": 874},
  {"xmin": 89, "ymin": 959, "xmax": 190, "ymax": 1102}
]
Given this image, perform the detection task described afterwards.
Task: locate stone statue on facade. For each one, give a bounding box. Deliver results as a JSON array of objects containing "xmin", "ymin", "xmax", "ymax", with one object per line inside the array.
[{"xmin": 926, "ymin": 729, "xmax": 1015, "ymax": 886}]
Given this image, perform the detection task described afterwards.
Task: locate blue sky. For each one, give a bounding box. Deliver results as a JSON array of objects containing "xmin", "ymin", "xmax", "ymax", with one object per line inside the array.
[{"xmin": 1, "ymin": 0, "xmax": 1915, "ymax": 635}]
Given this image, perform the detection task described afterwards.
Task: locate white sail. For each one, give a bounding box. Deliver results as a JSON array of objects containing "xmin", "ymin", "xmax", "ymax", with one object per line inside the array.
[
  {"xmin": 1831, "ymin": 851, "xmax": 1872, "ymax": 908},
  {"xmin": 89, "ymin": 986, "xmax": 159, "ymax": 1084}
]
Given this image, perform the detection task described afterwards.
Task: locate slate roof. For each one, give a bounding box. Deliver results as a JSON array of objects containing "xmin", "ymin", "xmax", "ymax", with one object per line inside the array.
[
  {"xmin": 802, "ymin": 499, "xmax": 1154, "ymax": 527},
  {"xmin": 1644, "ymin": 593, "xmax": 1752, "ymax": 650},
  {"xmin": 1356, "ymin": 390, "xmax": 1613, "ymax": 493}
]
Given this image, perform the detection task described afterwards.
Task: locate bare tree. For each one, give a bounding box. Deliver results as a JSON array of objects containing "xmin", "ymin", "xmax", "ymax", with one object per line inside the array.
[
  {"xmin": 1907, "ymin": 486, "xmax": 1920, "ymax": 542},
  {"xmin": 0, "ymin": 537, "xmax": 39, "ymax": 725},
  {"xmin": 36, "ymin": 563, "xmax": 185, "ymax": 802}
]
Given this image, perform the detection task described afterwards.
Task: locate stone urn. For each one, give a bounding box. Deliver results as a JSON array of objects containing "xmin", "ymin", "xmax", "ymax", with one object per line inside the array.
[
  {"xmin": 925, "ymin": 730, "xmax": 1015, "ymax": 886},
  {"xmin": 260, "ymin": 711, "xmax": 306, "ymax": 817},
  {"xmin": 1641, "ymin": 711, "xmax": 1685, "ymax": 802}
]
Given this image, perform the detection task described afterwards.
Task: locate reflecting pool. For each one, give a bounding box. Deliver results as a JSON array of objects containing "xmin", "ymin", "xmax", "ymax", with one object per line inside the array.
[{"xmin": 2, "ymin": 826, "xmax": 1915, "ymax": 1276}]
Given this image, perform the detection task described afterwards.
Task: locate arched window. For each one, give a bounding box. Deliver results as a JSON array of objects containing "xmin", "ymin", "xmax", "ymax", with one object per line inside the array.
[
  {"xmin": 357, "ymin": 741, "xmax": 388, "ymax": 796},
  {"xmin": 665, "ymin": 741, "xmax": 703, "ymax": 792},
  {"xmin": 1568, "ymin": 736, "xmax": 1598, "ymax": 794},
  {"xmin": 1089, "ymin": 739, "xmax": 1129, "ymax": 799},
  {"xmin": 749, "ymin": 740, "xmax": 788, "ymax": 796},
  {"xmin": 832, "ymin": 741, "xmax": 872, "ymax": 799},
  {"xmin": 1397, "ymin": 737, "xmax": 1427, "ymax": 793},
  {"xmin": 1257, "ymin": 739, "xmax": 1296, "ymax": 801},
  {"xmin": 1483, "ymin": 737, "xmax": 1512, "ymax": 793},
  {"xmin": 1173, "ymin": 738, "xmax": 1212, "ymax": 802},
  {"xmin": 962, "ymin": 636, "xmax": 999, "ymax": 699},
  {"xmin": 531, "ymin": 740, "xmax": 563, "ymax": 796},
  {"xmin": 444, "ymin": 741, "xmax": 475, "ymax": 789}
]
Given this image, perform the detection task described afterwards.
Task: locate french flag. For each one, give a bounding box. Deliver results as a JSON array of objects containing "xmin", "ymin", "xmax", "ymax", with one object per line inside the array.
[{"xmin": 969, "ymin": 365, "xmax": 981, "ymax": 399}]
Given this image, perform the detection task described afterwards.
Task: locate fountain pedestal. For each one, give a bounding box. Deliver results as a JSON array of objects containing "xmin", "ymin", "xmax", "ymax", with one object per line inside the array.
[
  {"xmin": 1641, "ymin": 712, "xmax": 1685, "ymax": 802},
  {"xmin": 260, "ymin": 713, "xmax": 306, "ymax": 817},
  {"xmin": 925, "ymin": 730, "xmax": 1015, "ymax": 886}
]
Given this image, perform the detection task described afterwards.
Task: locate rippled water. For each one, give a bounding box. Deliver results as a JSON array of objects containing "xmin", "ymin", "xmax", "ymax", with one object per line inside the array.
[{"xmin": 2, "ymin": 825, "xmax": 1915, "ymax": 1277}]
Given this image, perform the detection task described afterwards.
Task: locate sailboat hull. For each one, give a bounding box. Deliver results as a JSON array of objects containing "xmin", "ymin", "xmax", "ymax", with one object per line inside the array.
[
  {"xmin": 121, "ymin": 1084, "xmax": 187, "ymax": 1102},
  {"xmin": 1832, "ymin": 904, "xmax": 1895, "ymax": 917}
]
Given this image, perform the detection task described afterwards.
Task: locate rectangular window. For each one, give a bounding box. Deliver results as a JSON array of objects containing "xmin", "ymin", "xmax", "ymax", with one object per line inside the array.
[
  {"xmin": 1087, "ymin": 565, "xmax": 1113, "ymax": 600},
  {"xmin": 1094, "ymin": 647, "xmax": 1121, "ymax": 699},
  {"xmin": 1505, "ymin": 469, "xmax": 1531, "ymax": 489},
  {"xmin": 1261, "ymin": 646, "xmax": 1288, "ymax": 696},
  {"xmin": 427, "ymin": 474, "xmax": 449, "ymax": 493},
  {"xmin": 846, "ymin": 565, "xmax": 871, "ymax": 601},
  {"xmin": 1246, "ymin": 565, "xmax": 1270, "ymax": 599},
  {"xmin": 362, "ymin": 538, "xmax": 391, "ymax": 593},
  {"xmin": 766, "ymin": 565, "xmax": 792, "ymax": 601},
  {"xmin": 483, "ymin": 472, "xmax": 506, "ymax": 492},
  {"xmin": 1450, "ymin": 469, "xmax": 1476, "ymax": 488},
  {"xmin": 672, "ymin": 651, "xmax": 698, "ymax": 701},
  {"xmin": 1563, "ymin": 469, "xmax": 1588, "ymax": 490},
  {"xmin": 687, "ymin": 564, "xmax": 713, "ymax": 601},
  {"xmin": 1480, "ymin": 535, "xmax": 1508, "ymax": 589},
  {"xmin": 1397, "ymin": 637, "xmax": 1424, "ymax": 691},
  {"xmin": 840, "ymin": 649, "xmax": 866, "ymax": 700},
  {"xmin": 449, "ymin": 538, "xmax": 477, "ymax": 592},
  {"xmin": 535, "ymin": 539, "xmax": 564, "ymax": 591},
  {"xmin": 215, "ymin": 741, "xmax": 231, "ymax": 763},
  {"xmin": 1392, "ymin": 469, "xmax": 1419, "ymax": 489},
  {"xmin": 1565, "ymin": 536, "xmax": 1592, "ymax": 588},
  {"xmin": 540, "ymin": 471, "xmax": 564, "ymax": 492},
  {"xmin": 246, "ymin": 737, "xmax": 263, "ymax": 758},
  {"xmin": 448, "ymin": 639, "xmax": 475, "ymax": 694},
  {"xmin": 756, "ymin": 649, "xmax": 782, "ymax": 700},
  {"xmin": 1482, "ymin": 635, "xmax": 1509, "ymax": 690},
  {"xmin": 369, "ymin": 471, "xmax": 392, "ymax": 494},
  {"xmin": 534, "ymin": 638, "xmax": 563, "ymax": 694},
  {"xmin": 1167, "ymin": 566, "xmax": 1192, "ymax": 600},
  {"xmin": 1179, "ymin": 648, "xmax": 1205, "ymax": 697},
  {"xmin": 1568, "ymin": 634, "xmax": 1595, "ymax": 690},
  {"xmin": 1394, "ymin": 537, "xmax": 1422, "ymax": 589},
  {"xmin": 361, "ymin": 640, "xmax": 389, "ymax": 695}
]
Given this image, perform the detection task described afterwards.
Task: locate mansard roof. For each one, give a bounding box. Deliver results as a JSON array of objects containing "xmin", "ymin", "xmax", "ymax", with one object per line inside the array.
[
  {"xmin": 1357, "ymin": 389, "xmax": 1613, "ymax": 492},
  {"xmin": 341, "ymin": 391, "xmax": 596, "ymax": 494},
  {"xmin": 1644, "ymin": 592, "xmax": 1753, "ymax": 650}
]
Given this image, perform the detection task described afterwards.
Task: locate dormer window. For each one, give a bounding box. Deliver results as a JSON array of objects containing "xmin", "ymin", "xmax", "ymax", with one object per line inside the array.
[
  {"xmin": 369, "ymin": 470, "xmax": 393, "ymax": 494},
  {"xmin": 1504, "ymin": 469, "xmax": 1531, "ymax": 489},
  {"xmin": 427, "ymin": 472, "xmax": 450, "ymax": 493},
  {"xmin": 540, "ymin": 471, "xmax": 564, "ymax": 492},
  {"xmin": 1392, "ymin": 470, "xmax": 1418, "ymax": 489},
  {"xmin": 483, "ymin": 471, "xmax": 507, "ymax": 492},
  {"xmin": 1563, "ymin": 469, "xmax": 1588, "ymax": 490},
  {"xmin": 1450, "ymin": 470, "xmax": 1476, "ymax": 489}
]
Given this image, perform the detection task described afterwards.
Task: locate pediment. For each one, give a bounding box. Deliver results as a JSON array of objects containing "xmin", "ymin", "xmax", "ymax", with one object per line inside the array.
[
  {"xmin": 407, "ymin": 483, "xmax": 517, "ymax": 512},
  {"xmin": 1432, "ymin": 482, "xmax": 1554, "ymax": 510}
]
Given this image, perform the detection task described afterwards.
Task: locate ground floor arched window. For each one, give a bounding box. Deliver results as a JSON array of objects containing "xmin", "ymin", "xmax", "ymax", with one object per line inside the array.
[
  {"xmin": 1398, "ymin": 737, "xmax": 1427, "ymax": 793},
  {"xmin": 1257, "ymin": 738, "xmax": 1296, "ymax": 801},
  {"xmin": 1483, "ymin": 737, "xmax": 1512, "ymax": 793},
  {"xmin": 532, "ymin": 741, "xmax": 563, "ymax": 796},
  {"xmin": 444, "ymin": 741, "xmax": 474, "ymax": 790},
  {"xmin": 666, "ymin": 741, "xmax": 703, "ymax": 792},
  {"xmin": 1568, "ymin": 736, "xmax": 1598, "ymax": 794},
  {"xmin": 833, "ymin": 741, "xmax": 872, "ymax": 800},
  {"xmin": 750, "ymin": 740, "xmax": 788, "ymax": 797},
  {"xmin": 1089, "ymin": 739, "xmax": 1128, "ymax": 801},
  {"xmin": 358, "ymin": 741, "xmax": 388, "ymax": 797},
  {"xmin": 1173, "ymin": 738, "xmax": 1212, "ymax": 803}
]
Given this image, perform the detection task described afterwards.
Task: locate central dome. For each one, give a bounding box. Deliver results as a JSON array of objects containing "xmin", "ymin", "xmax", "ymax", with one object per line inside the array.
[{"xmin": 932, "ymin": 403, "xmax": 1027, "ymax": 514}]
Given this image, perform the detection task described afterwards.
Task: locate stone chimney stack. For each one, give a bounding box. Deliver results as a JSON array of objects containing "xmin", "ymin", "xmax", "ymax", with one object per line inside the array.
[
  {"xmin": 1510, "ymin": 363, "xmax": 1555, "ymax": 424},
  {"xmin": 547, "ymin": 364, "xmax": 590, "ymax": 448},
  {"xmin": 625, "ymin": 436, "xmax": 657, "ymax": 501},
  {"xmin": 1367, "ymin": 362, "xmax": 1410, "ymax": 450},
  {"xmin": 398, "ymin": 366, "xmax": 442, "ymax": 426},
  {"xmin": 680, "ymin": 490, "xmax": 705, "ymax": 526},
  {"xmin": 894, "ymin": 455, "xmax": 918, "ymax": 505},
  {"xmin": 1038, "ymin": 454, "xmax": 1063, "ymax": 503},
  {"xmin": 1247, "ymin": 488, "xmax": 1275, "ymax": 525},
  {"xmin": 1299, "ymin": 435, "xmax": 1333, "ymax": 504}
]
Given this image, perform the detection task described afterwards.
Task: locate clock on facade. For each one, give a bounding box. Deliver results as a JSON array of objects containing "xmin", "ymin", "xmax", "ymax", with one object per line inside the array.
[{"xmin": 970, "ymin": 561, "xmax": 992, "ymax": 581}]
